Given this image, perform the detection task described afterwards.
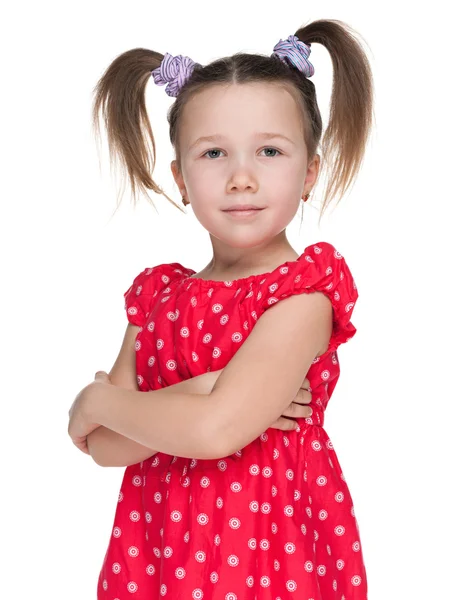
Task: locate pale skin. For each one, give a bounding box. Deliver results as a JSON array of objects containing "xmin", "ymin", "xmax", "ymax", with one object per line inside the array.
[
  {"xmin": 171, "ymin": 81, "xmax": 320, "ymax": 279},
  {"xmin": 69, "ymin": 82, "xmax": 329, "ymax": 462},
  {"xmin": 68, "ymin": 288, "xmax": 330, "ymax": 460},
  {"xmin": 70, "ymin": 369, "xmax": 313, "ymax": 462}
]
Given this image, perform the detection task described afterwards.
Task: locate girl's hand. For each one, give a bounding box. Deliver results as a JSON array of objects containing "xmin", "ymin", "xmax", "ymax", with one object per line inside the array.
[
  {"xmin": 93, "ymin": 371, "xmax": 113, "ymax": 385},
  {"xmin": 68, "ymin": 371, "xmax": 110, "ymax": 454},
  {"xmin": 269, "ymin": 378, "xmax": 312, "ymax": 431}
]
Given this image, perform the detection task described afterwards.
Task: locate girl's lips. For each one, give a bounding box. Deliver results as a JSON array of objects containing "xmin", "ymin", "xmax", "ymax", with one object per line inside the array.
[{"xmin": 223, "ymin": 209, "xmax": 265, "ymax": 218}]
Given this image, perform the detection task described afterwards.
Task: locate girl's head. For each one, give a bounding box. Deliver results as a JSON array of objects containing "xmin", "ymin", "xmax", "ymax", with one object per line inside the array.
[
  {"xmin": 92, "ymin": 19, "xmax": 374, "ymax": 236},
  {"xmin": 171, "ymin": 81, "xmax": 318, "ymax": 250}
]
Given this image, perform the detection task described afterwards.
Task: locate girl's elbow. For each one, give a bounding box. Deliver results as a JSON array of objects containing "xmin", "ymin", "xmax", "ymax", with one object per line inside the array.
[
  {"xmin": 196, "ymin": 429, "xmax": 230, "ymax": 460},
  {"xmin": 209, "ymin": 418, "xmax": 270, "ymax": 459},
  {"xmin": 206, "ymin": 421, "xmax": 245, "ymax": 460},
  {"xmin": 199, "ymin": 399, "xmax": 248, "ymax": 459}
]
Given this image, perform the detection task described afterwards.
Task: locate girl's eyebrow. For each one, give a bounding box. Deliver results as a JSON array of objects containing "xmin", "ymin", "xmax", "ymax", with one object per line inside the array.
[{"xmin": 188, "ymin": 132, "xmax": 295, "ymax": 151}]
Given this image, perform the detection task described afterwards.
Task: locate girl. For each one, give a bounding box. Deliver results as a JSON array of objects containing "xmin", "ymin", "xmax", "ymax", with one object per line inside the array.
[{"xmin": 69, "ymin": 18, "xmax": 373, "ymax": 599}]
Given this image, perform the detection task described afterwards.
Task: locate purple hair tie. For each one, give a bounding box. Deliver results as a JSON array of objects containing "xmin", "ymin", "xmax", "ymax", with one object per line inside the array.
[
  {"xmin": 272, "ymin": 35, "xmax": 314, "ymax": 78},
  {"xmin": 152, "ymin": 36, "xmax": 313, "ymax": 98},
  {"xmin": 152, "ymin": 52, "xmax": 198, "ymax": 97}
]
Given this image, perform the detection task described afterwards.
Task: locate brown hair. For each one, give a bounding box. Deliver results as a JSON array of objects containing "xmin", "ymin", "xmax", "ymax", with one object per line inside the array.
[{"xmin": 92, "ymin": 18, "xmax": 374, "ymax": 223}]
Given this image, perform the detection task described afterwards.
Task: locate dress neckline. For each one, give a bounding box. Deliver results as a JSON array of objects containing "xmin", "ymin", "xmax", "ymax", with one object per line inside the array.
[{"xmin": 177, "ymin": 252, "xmax": 305, "ymax": 288}]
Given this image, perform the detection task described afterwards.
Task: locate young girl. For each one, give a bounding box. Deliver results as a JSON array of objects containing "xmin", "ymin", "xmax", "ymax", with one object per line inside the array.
[{"xmin": 69, "ymin": 18, "xmax": 373, "ymax": 599}]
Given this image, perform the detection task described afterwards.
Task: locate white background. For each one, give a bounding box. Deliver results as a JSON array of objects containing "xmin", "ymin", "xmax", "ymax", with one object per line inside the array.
[{"xmin": 2, "ymin": 1, "xmax": 449, "ymax": 598}]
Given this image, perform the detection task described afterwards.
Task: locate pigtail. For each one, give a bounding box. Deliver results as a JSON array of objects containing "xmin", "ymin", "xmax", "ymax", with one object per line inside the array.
[
  {"xmin": 91, "ymin": 48, "xmax": 184, "ymax": 213},
  {"xmin": 294, "ymin": 19, "xmax": 375, "ymax": 220}
]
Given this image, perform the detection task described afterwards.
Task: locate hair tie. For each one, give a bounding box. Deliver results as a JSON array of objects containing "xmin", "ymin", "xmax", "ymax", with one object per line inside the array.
[
  {"xmin": 152, "ymin": 52, "xmax": 199, "ymax": 97},
  {"xmin": 152, "ymin": 35, "xmax": 314, "ymax": 98},
  {"xmin": 271, "ymin": 35, "xmax": 314, "ymax": 78}
]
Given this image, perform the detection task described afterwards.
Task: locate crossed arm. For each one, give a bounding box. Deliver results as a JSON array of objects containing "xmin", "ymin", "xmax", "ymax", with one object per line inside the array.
[
  {"xmin": 86, "ymin": 370, "xmax": 222, "ymax": 467},
  {"xmin": 85, "ymin": 291, "xmax": 331, "ymax": 466}
]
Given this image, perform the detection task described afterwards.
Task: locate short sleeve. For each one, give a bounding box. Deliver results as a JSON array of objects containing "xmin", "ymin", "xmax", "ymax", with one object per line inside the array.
[
  {"xmin": 123, "ymin": 263, "xmax": 193, "ymax": 328},
  {"xmin": 260, "ymin": 241, "xmax": 359, "ymax": 353}
]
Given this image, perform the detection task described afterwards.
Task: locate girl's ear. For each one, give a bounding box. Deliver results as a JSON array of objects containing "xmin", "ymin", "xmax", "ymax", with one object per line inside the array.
[
  {"xmin": 305, "ymin": 153, "xmax": 321, "ymax": 192},
  {"xmin": 171, "ymin": 161, "xmax": 188, "ymax": 204},
  {"xmin": 170, "ymin": 160, "xmax": 184, "ymax": 190}
]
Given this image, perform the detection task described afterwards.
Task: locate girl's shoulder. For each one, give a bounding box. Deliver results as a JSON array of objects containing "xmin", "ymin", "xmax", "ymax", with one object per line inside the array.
[
  {"xmin": 123, "ymin": 262, "xmax": 195, "ymax": 327},
  {"xmin": 260, "ymin": 240, "xmax": 356, "ymax": 295},
  {"xmin": 257, "ymin": 241, "xmax": 359, "ymax": 353}
]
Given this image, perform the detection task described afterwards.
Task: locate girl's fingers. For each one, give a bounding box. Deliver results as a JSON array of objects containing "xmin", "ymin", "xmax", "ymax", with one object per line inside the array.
[
  {"xmin": 282, "ymin": 402, "xmax": 312, "ymax": 419},
  {"xmin": 72, "ymin": 439, "xmax": 90, "ymax": 454},
  {"xmin": 269, "ymin": 417, "xmax": 298, "ymax": 431},
  {"xmin": 95, "ymin": 371, "xmax": 112, "ymax": 383},
  {"xmin": 272, "ymin": 402, "xmax": 313, "ymax": 429},
  {"xmin": 296, "ymin": 388, "xmax": 312, "ymax": 404}
]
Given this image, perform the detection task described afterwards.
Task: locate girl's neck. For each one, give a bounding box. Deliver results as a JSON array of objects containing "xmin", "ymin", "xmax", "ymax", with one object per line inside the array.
[{"xmin": 194, "ymin": 244, "xmax": 300, "ymax": 282}]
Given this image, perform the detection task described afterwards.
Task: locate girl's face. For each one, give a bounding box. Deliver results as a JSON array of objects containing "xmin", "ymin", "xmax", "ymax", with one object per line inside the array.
[{"xmin": 172, "ymin": 82, "xmax": 319, "ymax": 251}]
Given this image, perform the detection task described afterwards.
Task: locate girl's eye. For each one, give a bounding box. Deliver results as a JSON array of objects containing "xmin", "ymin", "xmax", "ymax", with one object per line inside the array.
[
  {"xmin": 202, "ymin": 147, "xmax": 282, "ymax": 159},
  {"xmin": 204, "ymin": 149, "xmax": 224, "ymax": 159},
  {"xmin": 261, "ymin": 147, "xmax": 281, "ymax": 158}
]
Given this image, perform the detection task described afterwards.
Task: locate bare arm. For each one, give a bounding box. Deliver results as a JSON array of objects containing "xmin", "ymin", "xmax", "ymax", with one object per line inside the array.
[
  {"xmin": 87, "ymin": 370, "xmax": 222, "ymax": 467},
  {"xmin": 85, "ymin": 293, "xmax": 329, "ymax": 460}
]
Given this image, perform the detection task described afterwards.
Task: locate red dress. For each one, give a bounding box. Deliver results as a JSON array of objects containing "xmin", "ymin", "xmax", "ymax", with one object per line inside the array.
[{"xmin": 97, "ymin": 241, "xmax": 368, "ymax": 599}]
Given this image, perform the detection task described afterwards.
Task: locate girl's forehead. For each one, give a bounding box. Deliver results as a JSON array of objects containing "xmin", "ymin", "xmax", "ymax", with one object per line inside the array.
[
  {"xmin": 187, "ymin": 82, "xmax": 296, "ymax": 107},
  {"xmin": 179, "ymin": 84, "xmax": 302, "ymax": 141}
]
